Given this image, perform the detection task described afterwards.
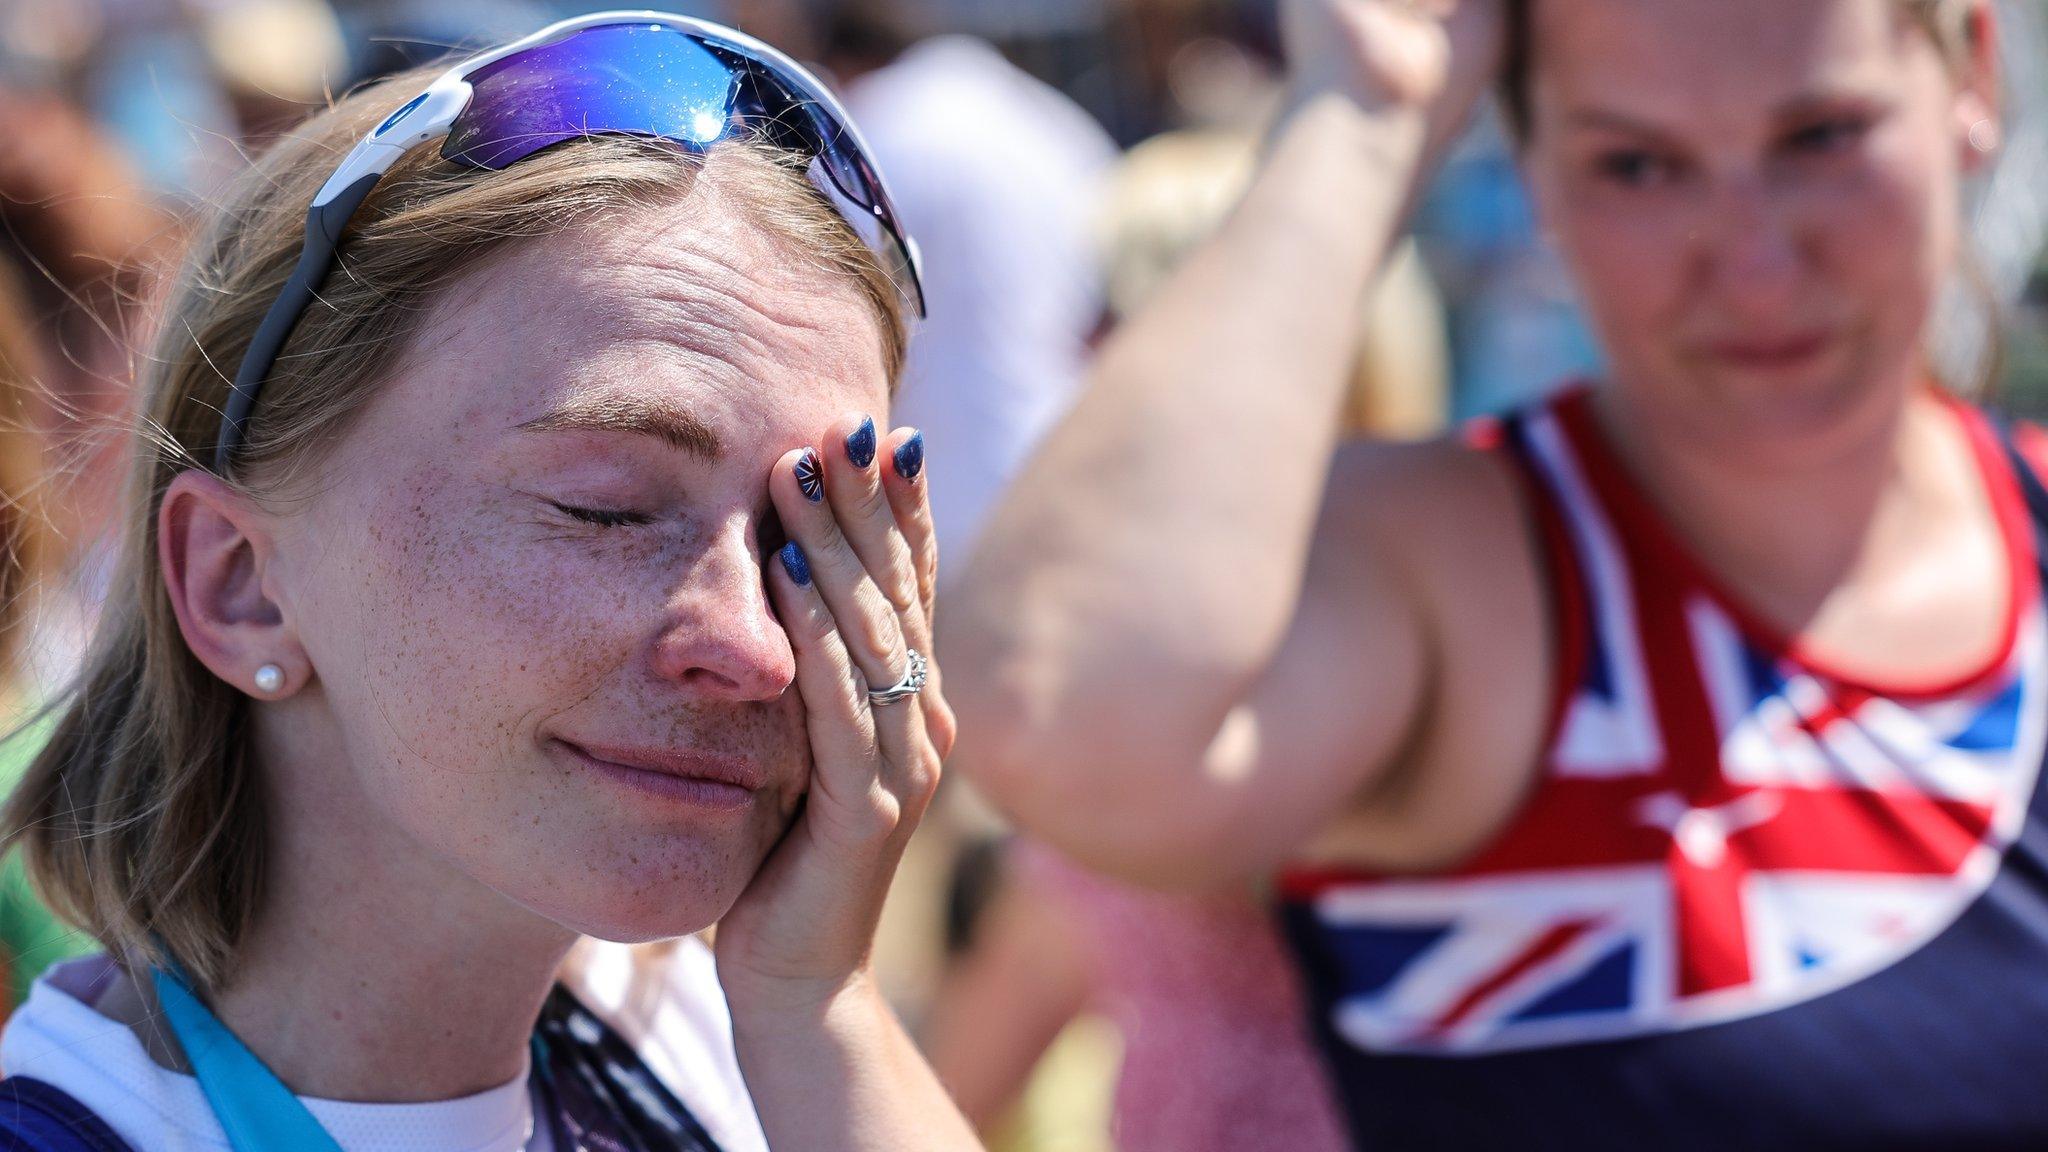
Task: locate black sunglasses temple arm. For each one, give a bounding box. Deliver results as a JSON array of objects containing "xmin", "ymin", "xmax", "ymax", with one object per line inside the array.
[{"xmin": 213, "ymin": 171, "xmax": 386, "ymax": 475}]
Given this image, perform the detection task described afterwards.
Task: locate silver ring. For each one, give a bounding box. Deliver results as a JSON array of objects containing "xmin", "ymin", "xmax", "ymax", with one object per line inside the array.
[{"xmin": 867, "ymin": 649, "xmax": 929, "ymax": 707}]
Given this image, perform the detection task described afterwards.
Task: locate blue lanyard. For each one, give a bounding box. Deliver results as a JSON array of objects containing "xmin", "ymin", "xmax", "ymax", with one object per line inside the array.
[{"xmin": 150, "ymin": 966, "xmax": 346, "ymax": 1152}]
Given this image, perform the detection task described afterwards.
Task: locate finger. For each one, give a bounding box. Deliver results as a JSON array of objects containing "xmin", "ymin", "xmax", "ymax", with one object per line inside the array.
[
  {"xmin": 773, "ymin": 442, "xmax": 912, "ymax": 700},
  {"xmin": 766, "ymin": 541, "xmax": 877, "ymax": 779},
  {"xmin": 768, "ymin": 545, "xmax": 865, "ymax": 744},
  {"xmin": 774, "ymin": 433, "xmax": 937, "ymax": 798},
  {"xmin": 821, "ymin": 413, "xmax": 922, "ymax": 633},
  {"xmin": 866, "ymin": 666, "xmax": 938, "ymax": 821},
  {"xmin": 770, "ymin": 536, "xmax": 936, "ymax": 818},
  {"xmin": 873, "ymin": 426, "xmax": 951, "ymax": 751},
  {"xmin": 880, "ymin": 426, "xmax": 938, "ymax": 630}
]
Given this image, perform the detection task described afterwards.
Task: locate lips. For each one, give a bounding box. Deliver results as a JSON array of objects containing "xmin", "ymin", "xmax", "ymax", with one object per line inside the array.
[
  {"xmin": 554, "ymin": 738, "xmax": 764, "ymax": 810},
  {"xmin": 1698, "ymin": 331, "xmax": 1834, "ymax": 371}
]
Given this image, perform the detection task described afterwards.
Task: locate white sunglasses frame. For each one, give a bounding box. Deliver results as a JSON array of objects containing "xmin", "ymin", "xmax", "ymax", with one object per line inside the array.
[{"xmin": 214, "ymin": 9, "xmax": 924, "ymax": 474}]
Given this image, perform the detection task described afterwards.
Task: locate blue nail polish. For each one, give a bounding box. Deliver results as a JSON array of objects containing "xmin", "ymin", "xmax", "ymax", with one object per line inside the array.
[
  {"xmin": 846, "ymin": 417, "xmax": 877, "ymax": 469},
  {"xmin": 778, "ymin": 542, "xmax": 812, "ymax": 586},
  {"xmin": 795, "ymin": 449, "xmax": 824, "ymax": 502},
  {"xmin": 893, "ymin": 430, "xmax": 925, "ymax": 481}
]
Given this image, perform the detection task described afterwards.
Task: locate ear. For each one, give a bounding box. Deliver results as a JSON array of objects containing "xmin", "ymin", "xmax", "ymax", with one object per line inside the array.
[
  {"xmin": 158, "ymin": 469, "xmax": 307, "ymax": 699},
  {"xmin": 1953, "ymin": 0, "xmax": 2002, "ymax": 176}
]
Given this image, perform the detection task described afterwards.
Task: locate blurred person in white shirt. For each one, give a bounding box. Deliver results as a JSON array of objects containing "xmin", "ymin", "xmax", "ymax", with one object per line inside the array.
[{"xmin": 801, "ymin": 0, "xmax": 1120, "ymax": 572}]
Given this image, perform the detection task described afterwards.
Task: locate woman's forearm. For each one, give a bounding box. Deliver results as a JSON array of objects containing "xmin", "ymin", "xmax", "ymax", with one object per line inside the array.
[
  {"xmin": 732, "ymin": 976, "xmax": 983, "ymax": 1152},
  {"xmin": 948, "ymin": 94, "xmax": 1429, "ymax": 798}
]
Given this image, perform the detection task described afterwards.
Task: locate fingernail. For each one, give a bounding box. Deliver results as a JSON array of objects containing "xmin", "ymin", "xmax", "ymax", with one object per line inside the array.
[
  {"xmin": 893, "ymin": 429, "xmax": 924, "ymax": 481},
  {"xmin": 778, "ymin": 542, "xmax": 812, "ymax": 586},
  {"xmin": 795, "ymin": 448, "xmax": 824, "ymax": 502},
  {"xmin": 846, "ymin": 416, "xmax": 877, "ymax": 469}
]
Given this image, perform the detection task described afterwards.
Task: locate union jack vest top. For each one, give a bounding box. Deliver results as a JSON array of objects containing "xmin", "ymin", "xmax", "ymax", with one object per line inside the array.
[{"xmin": 1278, "ymin": 387, "xmax": 2048, "ymax": 1150}]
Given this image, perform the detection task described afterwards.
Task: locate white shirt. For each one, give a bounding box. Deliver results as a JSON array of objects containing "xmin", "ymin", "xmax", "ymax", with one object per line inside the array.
[
  {"xmin": 845, "ymin": 36, "xmax": 1117, "ymax": 573},
  {"xmin": 0, "ymin": 940, "xmax": 767, "ymax": 1152}
]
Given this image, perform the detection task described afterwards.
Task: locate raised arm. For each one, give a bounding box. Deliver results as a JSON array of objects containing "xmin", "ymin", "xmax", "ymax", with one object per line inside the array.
[{"xmin": 945, "ymin": 0, "xmax": 1506, "ymax": 886}]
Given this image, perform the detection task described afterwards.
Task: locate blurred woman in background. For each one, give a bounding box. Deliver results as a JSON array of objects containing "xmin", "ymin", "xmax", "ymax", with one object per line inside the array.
[
  {"xmin": 949, "ymin": 0, "xmax": 2048, "ymax": 1146},
  {"xmin": 924, "ymin": 124, "xmax": 1446, "ymax": 1152}
]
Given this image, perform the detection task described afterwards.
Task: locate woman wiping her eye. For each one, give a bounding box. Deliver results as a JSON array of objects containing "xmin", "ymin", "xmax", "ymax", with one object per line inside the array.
[{"xmin": 0, "ymin": 13, "xmax": 977, "ymax": 1152}]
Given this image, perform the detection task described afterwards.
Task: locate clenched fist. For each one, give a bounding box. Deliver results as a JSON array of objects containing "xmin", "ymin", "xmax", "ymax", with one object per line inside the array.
[{"xmin": 1280, "ymin": 0, "xmax": 1505, "ymax": 148}]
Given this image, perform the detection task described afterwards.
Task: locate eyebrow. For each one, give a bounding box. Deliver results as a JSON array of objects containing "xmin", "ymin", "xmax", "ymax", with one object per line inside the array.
[
  {"xmin": 516, "ymin": 394, "xmax": 723, "ymax": 458},
  {"xmin": 1565, "ymin": 88, "xmax": 1889, "ymax": 137},
  {"xmin": 1564, "ymin": 107, "xmax": 1682, "ymax": 138}
]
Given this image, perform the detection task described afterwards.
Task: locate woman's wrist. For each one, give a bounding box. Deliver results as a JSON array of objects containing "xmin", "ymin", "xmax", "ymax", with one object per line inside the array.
[
  {"xmin": 1253, "ymin": 92, "xmax": 1431, "ymax": 293},
  {"xmin": 1268, "ymin": 0, "xmax": 1504, "ymax": 237},
  {"xmin": 720, "ymin": 959, "xmax": 882, "ymax": 1038},
  {"xmin": 727, "ymin": 962, "xmax": 984, "ymax": 1151}
]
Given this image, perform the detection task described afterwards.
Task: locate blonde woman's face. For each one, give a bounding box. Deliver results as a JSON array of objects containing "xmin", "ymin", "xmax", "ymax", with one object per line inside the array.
[
  {"xmin": 267, "ymin": 189, "xmax": 891, "ymax": 941},
  {"xmin": 1518, "ymin": 0, "xmax": 1992, "ymax": 444}
]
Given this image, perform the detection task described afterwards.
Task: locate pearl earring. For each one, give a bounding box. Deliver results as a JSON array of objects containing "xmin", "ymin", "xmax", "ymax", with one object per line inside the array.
[
  {"xmin": 253, "ymin": 664, "xmax": 285, "ymax": 695},
  {"xmin": 1969, "ymin": 118, "xmax": 2001, "ymax": 154}
]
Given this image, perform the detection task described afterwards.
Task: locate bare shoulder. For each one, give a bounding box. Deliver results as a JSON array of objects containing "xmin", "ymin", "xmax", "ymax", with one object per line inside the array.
[
  {"xmin": 1298, "ymin": 431, "xmax": 1556, "ymax": 872},
  {"xmin": 1315, "ymin": 434, "xmax": 1538, "ymax": 629},
  {"xmin": 1325, "ymin": 433, "xmax": 1524, "ymax": 540}
]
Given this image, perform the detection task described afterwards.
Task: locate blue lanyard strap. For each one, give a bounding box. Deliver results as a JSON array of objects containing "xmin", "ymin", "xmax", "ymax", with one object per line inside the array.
[{"xmin": 150, "ymin": 966, "xmax": 346, "ymax": 1152}]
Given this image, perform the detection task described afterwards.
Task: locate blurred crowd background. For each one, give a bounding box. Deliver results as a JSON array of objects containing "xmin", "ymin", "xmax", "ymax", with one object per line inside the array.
[{"xmin": 5, "ymin": 1, "xmax": 2048, "ymax": 1149}]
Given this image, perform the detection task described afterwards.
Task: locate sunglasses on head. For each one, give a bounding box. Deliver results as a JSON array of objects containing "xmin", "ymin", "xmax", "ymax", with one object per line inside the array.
[{"xmin": 213, "ymin": 9, "xmax": 926, "ymax": 474}]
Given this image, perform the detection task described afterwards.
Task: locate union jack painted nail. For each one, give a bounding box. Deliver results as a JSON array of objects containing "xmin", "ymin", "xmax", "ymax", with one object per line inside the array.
[{"xmin": 795, "ymin": 448, "xmax": 824, "ymax": 502}]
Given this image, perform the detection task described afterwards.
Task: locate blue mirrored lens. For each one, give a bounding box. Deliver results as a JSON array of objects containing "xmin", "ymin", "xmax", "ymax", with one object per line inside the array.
[
  {"xmin": 712, "ymin": 46, "xmax": 874, "ymax": 215},
  {"xmin": 442, "ymin": 19, "xmax": 924, "ymax": 315},
  {"xmin": 444, "ymin": 23, "xmax": 739, "ymax": 169}
]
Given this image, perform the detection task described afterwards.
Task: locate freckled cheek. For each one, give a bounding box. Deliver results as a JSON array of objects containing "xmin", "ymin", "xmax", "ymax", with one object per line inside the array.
[
  {"xmin": 680, "ymin": 681, "xmax": 809, "ymax": 819},
  {"xmin": 354, "ymin": 515, "xmax": 648, "ymax": 712}
]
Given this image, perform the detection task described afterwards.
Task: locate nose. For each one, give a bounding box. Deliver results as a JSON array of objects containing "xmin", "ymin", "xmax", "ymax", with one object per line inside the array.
[
  {"xmin": 647, "ymin": 525, "xmax": 796, "ymax": 703},
  {"xmin": 1702, "ymin": 172, "xmax": 1806, "ymax": 315}
]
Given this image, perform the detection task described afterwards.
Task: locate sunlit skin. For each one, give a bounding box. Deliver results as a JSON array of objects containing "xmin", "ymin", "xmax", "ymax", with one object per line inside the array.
[
  {"xmin": 257, "ymin": 212, "xmax": 886, "ymax": 947},
  {"xmin": 1513, "ymin": 0, "xmax": 2003, "ymax": 672},
  {"xmin": 257, "ymin": 190, "xmax": 889, "ymax": 943},
  {"xmin": 1523, "ymin": 0, "xmax": 1984, "ymax": 456}
]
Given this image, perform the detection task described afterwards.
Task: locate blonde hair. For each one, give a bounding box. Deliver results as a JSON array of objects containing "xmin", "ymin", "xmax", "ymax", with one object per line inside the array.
[{"xmin": 1, "ymin": 64, "xmax": 908, "ymax": 992}]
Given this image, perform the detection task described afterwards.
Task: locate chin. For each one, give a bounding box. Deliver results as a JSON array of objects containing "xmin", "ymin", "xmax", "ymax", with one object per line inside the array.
[
  {"xmin": 1650, "ymin": 347, "xmax": 1889, "ymax": 441},
  {"xmin": 502, "ymin": 828, "xmax": 773, "ymax": 943},
  {"xmin": 558, "ymin": 911, "xmax": 722, "ymax": 946},
  {"xmin": 528, "ymin": 880, "xmax": 745, "ymax": 944},
  {"xmin": 1724, "ymin": 374, "xmax": 1865, "ymax": 430}
]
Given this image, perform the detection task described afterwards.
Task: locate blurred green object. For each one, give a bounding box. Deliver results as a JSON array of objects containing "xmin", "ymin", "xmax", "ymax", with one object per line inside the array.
[{"xmin": 0, "ymin": 707, "xmax": 96, "ymax": 1011}]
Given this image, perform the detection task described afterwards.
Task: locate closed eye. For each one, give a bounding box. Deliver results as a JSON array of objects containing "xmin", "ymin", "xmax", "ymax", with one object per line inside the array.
[
  {"xmin": 1783, "ymin": 116, "xmax": 1871, "ymax": 155},
  {"xmin": 1596, "ymin": 149, "xmax": 1681, "ymax": 188},
  {"xmin": 553, "ymin": 503, "xmax": 653, "ymax": 528}
]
